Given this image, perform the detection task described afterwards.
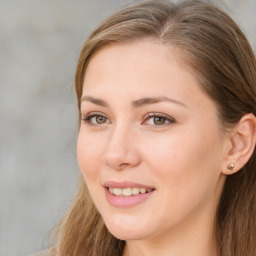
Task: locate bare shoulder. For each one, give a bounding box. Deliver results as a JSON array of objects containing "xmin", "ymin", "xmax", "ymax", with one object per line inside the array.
[{"xmin": 29, "ymin": 247, "xmax": 59, "ymax": 256}]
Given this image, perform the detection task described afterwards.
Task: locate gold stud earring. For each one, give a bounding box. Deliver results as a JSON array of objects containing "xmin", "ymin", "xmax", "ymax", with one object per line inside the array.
[{"xmin": 227, "ymin": 163, "xmax": 235, "ymax": 171}]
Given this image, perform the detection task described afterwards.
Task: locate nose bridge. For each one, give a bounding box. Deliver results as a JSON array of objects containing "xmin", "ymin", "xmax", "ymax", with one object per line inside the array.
[{"xmin": 102, "ymin": 121, "xmax": 140, "ymax": 170}]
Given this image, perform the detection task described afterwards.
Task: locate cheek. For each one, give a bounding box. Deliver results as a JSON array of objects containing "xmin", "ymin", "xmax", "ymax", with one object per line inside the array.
[
  {"xmin": 142, "ymin": 126, "xmax": 223, "ymax": 192},
  {"xmin": 77, "ymin": 131, "xmax": 108, "ymax": 208},
  {"xmin": 139, "ymin": 128, "xmax": 224, "ymax": 228},
  {"xmin": 77, "ymin": 131, "xmax": 104, "ymax": 180}
]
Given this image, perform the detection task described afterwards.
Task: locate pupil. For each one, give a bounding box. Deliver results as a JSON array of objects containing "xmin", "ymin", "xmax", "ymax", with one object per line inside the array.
[
  {"xmin": 154, "ymin": 117, "xmax": 165, "ymax": 125},
  {"xmin": 96, "ymin": 116, "xmax": 105, "ymax": 124}
]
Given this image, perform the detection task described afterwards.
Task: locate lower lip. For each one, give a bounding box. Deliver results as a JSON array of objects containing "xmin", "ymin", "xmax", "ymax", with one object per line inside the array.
[{"xmin": 105, "ymin": 187, "xmax": 155, "ymax": 207}]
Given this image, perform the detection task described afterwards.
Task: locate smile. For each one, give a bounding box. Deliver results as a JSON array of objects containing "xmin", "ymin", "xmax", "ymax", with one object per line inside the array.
[
  {"xmin": 108, "ymin": 187, "xmax": 154, "ymax": 196},
  {"xmin": 104, "ymin": 185, "xmax": 155, "ymax": 207}
]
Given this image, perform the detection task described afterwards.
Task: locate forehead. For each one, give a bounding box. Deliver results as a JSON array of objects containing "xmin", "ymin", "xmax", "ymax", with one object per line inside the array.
[
  {"xmin": 83, "ymin": 41, "xmax": 209, "ymax": 108},
  {"xmin": 83, "ymin": 40, "xmax": 195, "ymax": 94}
]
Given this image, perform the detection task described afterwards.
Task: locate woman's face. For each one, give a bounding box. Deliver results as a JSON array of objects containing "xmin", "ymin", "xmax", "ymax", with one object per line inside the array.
[{"xmin": 77, "ymin": 41, "xmax": 227, "ymax": 241}]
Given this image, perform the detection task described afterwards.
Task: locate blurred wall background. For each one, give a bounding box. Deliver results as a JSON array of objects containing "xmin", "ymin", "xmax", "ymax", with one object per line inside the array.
[{"xmin": 0, "ymin": 0, "xmax": 255, "ymax": 255}]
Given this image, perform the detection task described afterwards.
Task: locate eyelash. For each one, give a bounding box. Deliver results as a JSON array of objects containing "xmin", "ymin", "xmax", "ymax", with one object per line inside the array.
[
  {"xmin": 81, "ymin": 112, "xmax": 176, "ymax": 126},
  {"xmin": 81, "ymin": 112, "xmax": 109, "ymax": 126}
]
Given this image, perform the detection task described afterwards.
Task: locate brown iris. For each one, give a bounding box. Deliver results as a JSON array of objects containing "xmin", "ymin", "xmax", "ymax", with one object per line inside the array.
[
  {"xmin": 96, "ymin": 116, "xmax": 107, "ymax": 124},
  {"xmin": 154, "ymin": 117, "xmax": 166, "ymax": 125}
]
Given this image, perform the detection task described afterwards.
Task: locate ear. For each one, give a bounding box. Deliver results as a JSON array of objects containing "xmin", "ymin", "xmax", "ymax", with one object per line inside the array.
[{"xmin": 222, "ymin": 113, "xmax": 256, "ymax": 175}]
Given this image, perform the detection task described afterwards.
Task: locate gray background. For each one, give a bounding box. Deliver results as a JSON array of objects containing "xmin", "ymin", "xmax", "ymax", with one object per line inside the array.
[{"xmin": 0, "ymin": 0, "xmax": 255, "ymax": 255}]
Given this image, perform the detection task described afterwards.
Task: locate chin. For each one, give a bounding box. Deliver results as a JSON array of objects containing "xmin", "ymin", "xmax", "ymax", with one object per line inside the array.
[
  {"xmin": 107, "ymin": 227, "xmax": 148, "ymax": 241},
  {"xmin": 103, "ymin": 214, "xmax": 154, "ymax": 241}
]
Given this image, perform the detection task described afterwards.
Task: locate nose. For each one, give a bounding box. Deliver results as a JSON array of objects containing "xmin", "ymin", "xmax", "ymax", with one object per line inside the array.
[{"xmin": 102, "ymin": 125, "xmax": 140, "ymax": 171}]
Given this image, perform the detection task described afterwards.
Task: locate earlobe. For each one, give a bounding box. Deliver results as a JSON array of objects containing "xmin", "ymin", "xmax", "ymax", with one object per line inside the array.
[{"xmin": 222, "ymin": 113, "xmax": 256, "ymax": 175}]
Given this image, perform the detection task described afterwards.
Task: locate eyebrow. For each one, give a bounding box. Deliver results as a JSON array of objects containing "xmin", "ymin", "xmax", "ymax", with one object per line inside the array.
[
  {"xmin": 131, "ymin": 96, "xmax": 187, "ymax": 108},
  {"xmin": 80, "ymin": 96, "xmax": 187, "ymax": 108},
  {"xmin": 81, "ymin": 96, "xmax": 109, "ymax": 107}
]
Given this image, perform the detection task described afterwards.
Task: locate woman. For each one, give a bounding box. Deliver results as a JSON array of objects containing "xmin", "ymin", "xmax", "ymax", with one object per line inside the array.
[{"xmin": 37, "ymin": 0, "xmax": 256, "ymax": 255}]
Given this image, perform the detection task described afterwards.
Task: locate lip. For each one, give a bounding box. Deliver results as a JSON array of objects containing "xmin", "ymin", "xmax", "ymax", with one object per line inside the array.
[{"xmin": 104, "ymin": 181, "xmax": 155, "ymax": 207}]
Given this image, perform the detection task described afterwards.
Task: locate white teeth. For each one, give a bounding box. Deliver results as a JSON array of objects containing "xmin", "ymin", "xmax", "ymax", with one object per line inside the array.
[
  {"xmin": 108, "ymin": 187, "xmax": 153, "ymax": 196},
  {"xmin": 140, "ymin": 188, "xmax": 146, "ymax": 194},
  {"xmin": 132, "ymin": 188, "xmax": 140, "ymax": 195},
  {"xmin": 113, "ymin": 188, "xmax": 122, "ymax": 196},
  {"xmin": 123, "ymin": 188, "xmax": 132, "ymax": 196}
]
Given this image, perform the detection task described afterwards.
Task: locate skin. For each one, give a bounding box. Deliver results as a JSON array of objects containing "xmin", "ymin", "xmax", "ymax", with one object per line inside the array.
[{"xmin": 77, "ymin": 40, "xmax": 230, "ymax": 256}]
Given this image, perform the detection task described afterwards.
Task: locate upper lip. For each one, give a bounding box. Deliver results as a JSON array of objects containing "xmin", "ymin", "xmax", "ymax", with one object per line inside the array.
[{"xmin": 103, "ymin": 180, "xmax": 155, "ymax": 189}]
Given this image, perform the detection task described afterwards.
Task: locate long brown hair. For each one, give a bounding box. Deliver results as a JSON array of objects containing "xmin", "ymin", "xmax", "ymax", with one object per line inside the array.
[{"xmin": 53, "ymin": 1, "xmax": 256, "ymax": 255}]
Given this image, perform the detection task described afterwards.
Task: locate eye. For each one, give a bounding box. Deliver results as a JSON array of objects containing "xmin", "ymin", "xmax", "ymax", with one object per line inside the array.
[
  {"xmin": 143, "ymin": 113, "xmax": 175, "ymax": 126},
  {"xmin": 82, "ymin": 113, "xmax": 110, "ymax": 125}
]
